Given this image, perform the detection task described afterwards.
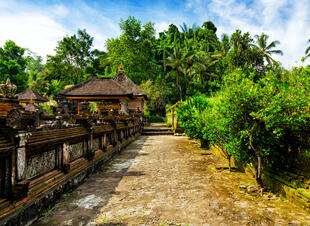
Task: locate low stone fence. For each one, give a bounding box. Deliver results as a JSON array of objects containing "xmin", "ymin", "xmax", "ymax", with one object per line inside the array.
[
  {"xmin": 0, "ymin": 112, "xmax": 142, "ymax": 225},
  {"xmin": 210, "ymin": 145, "xmax": 310, "ymax": 210}
]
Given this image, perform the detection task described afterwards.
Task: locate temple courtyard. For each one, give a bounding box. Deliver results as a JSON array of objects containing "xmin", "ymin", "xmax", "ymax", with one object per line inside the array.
[{"xmin": 34, "ymin": 133, "xmax": 310, "ymax": 225}]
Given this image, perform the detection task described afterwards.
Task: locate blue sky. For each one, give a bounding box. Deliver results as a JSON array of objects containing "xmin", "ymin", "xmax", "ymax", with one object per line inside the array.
[{"xmin": 0, "ymin": 0, "xmax": 310, "ymax": 67}]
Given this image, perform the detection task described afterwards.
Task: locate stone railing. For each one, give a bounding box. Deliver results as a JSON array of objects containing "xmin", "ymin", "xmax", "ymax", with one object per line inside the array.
[{"xmin": 0, "ymin": 111, "xmax": 142, "ymax": 224}]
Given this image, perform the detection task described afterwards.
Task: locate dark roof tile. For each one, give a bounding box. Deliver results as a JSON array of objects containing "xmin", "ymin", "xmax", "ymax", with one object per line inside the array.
[
  {"xmin": 113, "ymin": 71, "xmax": 147, "ymax": 99},
  {"xmin": 18, "ymin": 89, "xmax": 48, "ymax": 102},
  {"xmin": 58, "ymin": 77, "xmax": 133, "ymax": 97}
]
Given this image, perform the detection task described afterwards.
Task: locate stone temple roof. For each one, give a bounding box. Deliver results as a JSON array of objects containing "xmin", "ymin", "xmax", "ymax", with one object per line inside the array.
[
  {"xmin": 58, "ymin": 77, "xmax": 133, "ymax": 98},
  {"xmin": 24, "ymin": 103, "xmax": 41, "ymax": 112},
  {"xmin": 113, "ymin": 71, "xmax": 147, "ymax": 99},
  {"xmin": 18, "ymin": 89, "xmax": 48, "ymax": 102}
]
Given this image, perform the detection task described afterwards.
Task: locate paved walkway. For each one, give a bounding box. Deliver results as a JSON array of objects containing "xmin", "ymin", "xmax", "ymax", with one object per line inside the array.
[{"xmin": 35, "ymin": 135, "xmax": 310, "ymax": 225}]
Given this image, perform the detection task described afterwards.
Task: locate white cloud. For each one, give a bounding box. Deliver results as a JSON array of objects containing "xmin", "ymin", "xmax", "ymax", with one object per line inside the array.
[
  {"xmin": 154, "ymin": 21, "xmax": 170, "ymax": 36},
  {"xmin": 52, "ymin": 4, "xmax": 70, "ymax": 18},
  {"xmin": 0, "ymin": 0, "xmax": 121, "ymax": 58},
  {"xmin": 186, "ymin": 0, "xmax": 310, "ymax": 68},
  {"xmin": 0, "ymin": 5, "xmax": 69, "ymax": 58}
]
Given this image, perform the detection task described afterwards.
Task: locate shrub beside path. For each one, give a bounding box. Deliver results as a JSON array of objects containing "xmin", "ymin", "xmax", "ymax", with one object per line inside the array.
[{"xmin": 35, "ymin": 135, "xmax": 310, "ymax": 225}]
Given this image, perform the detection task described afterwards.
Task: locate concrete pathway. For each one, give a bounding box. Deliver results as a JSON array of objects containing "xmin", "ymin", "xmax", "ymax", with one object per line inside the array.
[{"xmin": 34, "ymin": 135, "xmax": 310, "ymax": 225}]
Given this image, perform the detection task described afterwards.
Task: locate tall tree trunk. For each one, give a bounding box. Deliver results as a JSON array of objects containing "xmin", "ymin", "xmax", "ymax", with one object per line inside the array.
[
  {"xmin": 255, "ymin": 154, "xmax": 263, "ymax": 187},
  {"xmin": 249, "ymin": 123, "xmax": 263, "ymax": 188},
  {"xmin": 176, "ymin": 71, "xmax": 182, "ymax": 101}
]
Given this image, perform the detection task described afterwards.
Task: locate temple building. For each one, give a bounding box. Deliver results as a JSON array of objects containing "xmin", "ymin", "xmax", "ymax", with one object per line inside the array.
[
  {"xmin": 17, "ymin": 89, "xmax": 49, "ymax": 112},
  {"xmin": 57, "ymin": 67, "xmax": 147, "ymax": 116},
  {"xmin": 113, "ymin": 68, "xmax": 148, "ymax": 113},
  {"xmin": 18, "ymin": 89, "xmax": 49, "ymax": 104}
]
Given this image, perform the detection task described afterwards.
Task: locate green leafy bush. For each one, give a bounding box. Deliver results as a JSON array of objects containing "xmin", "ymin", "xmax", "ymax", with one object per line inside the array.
[{"xmin": 177, "ymin": 66, "xmax": 310, "ymax": 186}]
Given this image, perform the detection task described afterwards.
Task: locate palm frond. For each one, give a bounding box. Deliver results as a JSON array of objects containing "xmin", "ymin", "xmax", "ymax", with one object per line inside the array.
[
  {"xmin": 180, "ymin": 23, "xmax": 188, "ymax": 33},
  {"xmin": 268, "ymin": 49, "xmax": 283, "ymax": 56},
  {"xmin": 266, "ymin": 40, "xmax": 280, "ymax": 50}
]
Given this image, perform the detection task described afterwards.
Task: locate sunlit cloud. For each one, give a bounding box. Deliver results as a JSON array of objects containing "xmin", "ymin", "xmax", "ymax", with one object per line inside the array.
[
  {"xmin": 185, "ymin": 0, "xmax": 310, "ymax": 67},
  {"xmin": 0, "ymin": 2, "xmax": 69, "ymax": 58}
]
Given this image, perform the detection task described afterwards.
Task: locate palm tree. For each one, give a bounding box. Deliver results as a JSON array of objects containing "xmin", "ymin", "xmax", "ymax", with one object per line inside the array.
[
  {"xmin": 179, "ymin": 23, "xmax": 199, "ymax": 33},
  {"xmin": 180, "ymin": 23, "xmax": 199, "ymax": 39},
  {"xmin": 182, "ymin": 38, "xmax": 196, "ymax": 77},
  {"xmin": 166, "ymin": 43, "xmax": 185, "ymax": 100},
  {"xmin": 193, "ymin": 51, "xmax": 212, "ymax": 82},
  {"xmin": 305, "ymin": 39, "xmax": 310, "ymax": 59},
  {"xmin": 211, "ymin": 34, "xmax": 231, "ymax": 66},
  {"xmin": 254, "ymin": 33, "xmax": 283, "ymax": 65}
]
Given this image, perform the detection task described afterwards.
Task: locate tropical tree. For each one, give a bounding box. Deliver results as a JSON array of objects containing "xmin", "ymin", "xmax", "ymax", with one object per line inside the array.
[
  {"xmin": 45, "ymin": 29, "xmax": 94, "ymax": 86},
  {"xmin": 104, "ymin": 16, "xmax": 158, "ymax": 84},
  {"xmin": 166, "ymin": 43, "xmax": 185, "ymax": 100},
  {"xmin": 25, "ymin": 54, "xmax": 45, "ymax": 90},
  {"xmin": 179, "ymin": 23, "xmax": 199, "ymax": 40},
  {"xmin": 192, "ymin": 51, "xmax": 212, "ymax": 83},
  {"xmin": 228, "ymin": 30, "xmax": 264, "ymax": 71},
  {"xmin": 0, "ymin": 40, "xmax": 28, "ymax": 92},
  {"xmin": 202, "ymin": 21, "xmax": 217, "ymax": 33},
  {"xmin": 211, "ymin": 34, "xmax": 231, "ymax": 66},
  {"xmin": 254, "ymin": 33, "xmax": 283, "ymax": 65}
]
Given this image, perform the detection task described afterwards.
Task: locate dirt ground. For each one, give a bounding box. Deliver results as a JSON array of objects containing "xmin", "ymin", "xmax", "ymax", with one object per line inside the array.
[{"xmin": 34, "ymin": 135, "xmax": 310, "ymax": 225}]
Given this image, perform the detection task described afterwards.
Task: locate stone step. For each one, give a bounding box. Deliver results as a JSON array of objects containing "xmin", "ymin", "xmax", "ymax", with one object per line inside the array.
[
  {"xmin": 143, "ymin": 128, "xmax": 171, "ymax": 132},
  {"xmin": 142, "ymin": 131, "xmax": 174, "ymax": 136},
  {"xmin": 142, "ymin": 123, "xmax": 173, "ymax": 135}
]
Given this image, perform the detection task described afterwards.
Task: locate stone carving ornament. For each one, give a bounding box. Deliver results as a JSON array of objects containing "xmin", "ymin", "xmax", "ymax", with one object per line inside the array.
[
  {"xmin": 0, "ymin": 78, "xmax": 17, "ymax": 98},
  {"xmin": 119, "ymin": 99, "xmax": 129, "ymax": 116},
  {"xmin": 6, "ymin": 109, "xmax": 22, "ymax": 129}
]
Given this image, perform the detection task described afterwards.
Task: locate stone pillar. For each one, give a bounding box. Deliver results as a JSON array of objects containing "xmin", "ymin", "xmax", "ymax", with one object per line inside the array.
[
  {"xmin": 15, "ymin": 132, "xmax": 31, "ymax": 181},
  {"xmin": 62, "ymin": 142, "xmax": 70, "ymax": 173},
  {"xmin": 12, "ymin": 132, "xmax": 31, "ymax": 200},
  {"xmin": 16, "ymin": 147, "xmax": 26, "ymax": 181},
  {"xmin": 102, "ymin": 133, "xmax": 107, "ymax": 151},
  {"xmin": 86, "ymin": 128, "xmax": 95, "ymax": 160},
  {"xmin": 56, "ymin": 145, "xmax": 63, "ymax": 170},
  {"xmin": 119, "ymin": 130, "xmax": 123, "ymax": 143},
  {"xmin": 113, "ymin": 128, "xmax": 117, "ymax": 146}
]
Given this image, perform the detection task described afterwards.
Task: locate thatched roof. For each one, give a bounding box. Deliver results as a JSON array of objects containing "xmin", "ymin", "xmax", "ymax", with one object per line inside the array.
[
  {"xmin": 58, "ymin": 77, "xmax": 133, "ymax": 98},
  {"xmin": 18, "ymin": 89, "xmax": 48, "ymax": 102},
  {"xmin": 113, "ymin": 71, "xmax": 148, "ymax": 100},
  {"xmin": 24, "ymin": 103, "xmax": 41, "ymax": 112}
]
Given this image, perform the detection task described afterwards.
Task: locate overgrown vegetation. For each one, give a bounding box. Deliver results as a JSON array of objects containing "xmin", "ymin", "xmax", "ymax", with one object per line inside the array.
[
  {"xmin": 1, "ymin": 16, "xmax": 309, "ymax": 187},
  {"xmin": 177, "ymin": 67, "xmax": 310, "ymax": 186}
]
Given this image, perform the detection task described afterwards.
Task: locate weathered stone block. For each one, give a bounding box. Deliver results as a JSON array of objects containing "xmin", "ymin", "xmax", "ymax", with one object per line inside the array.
[
  {"xmin": 26, "ymin": 149, "xmax": 56, "ymax": 179},
  {"xmin": 93, "ymin": 138, "xmax": 100, "ymax": 151},
  {"xmin": 17, "ymin": 147, "xmax": 26, "ymax": 180},
  {"xmin": 69, "ymin": 142, "xmax": 84, "ymax": 162}
]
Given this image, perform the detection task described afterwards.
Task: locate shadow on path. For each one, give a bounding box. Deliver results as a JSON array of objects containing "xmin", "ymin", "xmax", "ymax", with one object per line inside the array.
[{"xmin": 33, "ymin": 136, "xmax": 148, "ymax": 226}]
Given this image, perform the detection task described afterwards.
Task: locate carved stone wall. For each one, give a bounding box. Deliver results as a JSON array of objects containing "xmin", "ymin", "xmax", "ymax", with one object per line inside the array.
[
  {"xmin": 0, "ymin": 106, "xmax": 142, "ymax": 224},
  {"xmin": 93, "ymin": 138, "xmax": 100, "ymax": 150},
  {"xmin": 26, "ymin": 149, "xmax": 56, "ymax": 179},
  {"xmin": 69, "ymin": 142, "xmax": 85, "ymax": 162}
]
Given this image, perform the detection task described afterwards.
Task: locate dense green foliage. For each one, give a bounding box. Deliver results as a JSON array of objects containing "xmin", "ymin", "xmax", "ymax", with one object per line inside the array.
[
  {"xmin": 177, "ymin": 67, "xmax": 310, "ymax": 184},
  {"xmin": 0, "ymin": 16, "xmax": 309, "ymax": 186},
  {"xmin": 105, "ymin": 16, "xmax": 159, "ymax": 84},
  {"xmin": 0, "ymin": 41, "xmax": 28, "ymax": 92}
]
